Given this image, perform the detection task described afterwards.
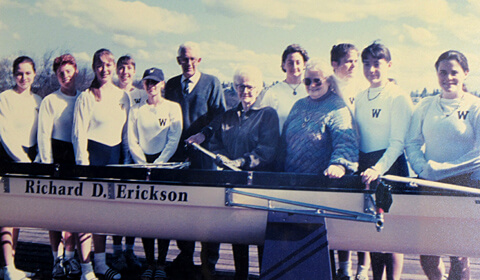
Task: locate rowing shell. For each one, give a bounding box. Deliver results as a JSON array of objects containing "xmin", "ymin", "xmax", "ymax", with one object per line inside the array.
[{"xmin": 0, "ymin": 163, "xmax": 479, "ymax": 257}]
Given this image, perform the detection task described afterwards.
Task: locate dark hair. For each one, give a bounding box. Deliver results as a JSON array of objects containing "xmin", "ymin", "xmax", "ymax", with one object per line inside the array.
[
  {"xmin": 90, "ymin": 48, "xmax": 115, "ymax": 101},
  {"xmin": 281, "ymin": 44, "xmax": 309, "ymax": 72},
  {"xmin": 435, "ymin": 50, "xmax": 469, "ymax": 92},
  {"xmin": 434, "ymin": 50, "xmax": 469, "ymax": 72},
  {"xmin": 330, "ymin": 43, "xmax": 358, "ymax": 64},
  {"xmin": 53, "ymin": 54, "xmax": 77, "ymax": 73},
  {"xmin": 13, "ymin": 56, "xmax": 36, "ymax": 74},
  {"xmin": 117, "ymin": 55, "xmax": 136, "ymax": 70},
  {"xmin": 361, "ymin": 42, "xmax": 391, "ymax": 62}
]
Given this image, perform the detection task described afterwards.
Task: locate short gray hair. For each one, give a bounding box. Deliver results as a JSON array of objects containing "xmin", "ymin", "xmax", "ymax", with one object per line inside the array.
[
  {"xmin": 178, "ymin": 41, "xmax": 201, "ymax": 57},
  {"xmin": 305, "ymin": 58, "xmax": 333, "ymax": 77},
  {"xmin": 233, "ymin": 65, "xmax": 263, "ymax": 89}
]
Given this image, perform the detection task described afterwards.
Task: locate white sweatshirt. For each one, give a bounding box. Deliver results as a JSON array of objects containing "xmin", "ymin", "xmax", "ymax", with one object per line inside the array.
[
  {"xmin": 406, "ymin": 93, "xmax": 480, "ymax": 181},
  {"xmin": 37, "ymin": 89, "xmax": 79, "ymax": 163},
  {"xmin": 0, "ymin": 89, "xmax": 42, "ymax": 162},
  {"xmin": 128, "ymin": 98, "xmax": 182, "ymax": 164},
  {"xmin": 128, "ymin": 88, "xmax": 148, "ymax": 107},
  {"xmin": 72, "ymin": 86, "xmax": 130, "ymax": 165},
  {"xmin": 354, "ymin": 82, "xmax": 413, "ymax": 174},
  {"xmin": 261, "ymin": 81, "xmax": 308, "ymax": 133}
]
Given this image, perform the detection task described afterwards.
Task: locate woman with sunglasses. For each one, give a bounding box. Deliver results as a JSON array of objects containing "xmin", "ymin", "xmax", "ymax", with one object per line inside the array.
[{"xmin": 280, "ymin": 59, "xmax": 358, "ymax": 177}]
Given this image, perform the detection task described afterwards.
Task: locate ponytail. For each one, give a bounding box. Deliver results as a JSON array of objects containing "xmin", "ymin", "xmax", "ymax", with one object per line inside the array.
[{"xmin": 90, "ymin": 48, "xmax": 115, "ymax": 101}]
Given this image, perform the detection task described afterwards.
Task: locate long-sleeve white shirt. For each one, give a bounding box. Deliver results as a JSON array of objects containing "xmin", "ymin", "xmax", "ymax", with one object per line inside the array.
[
  {"xmin": 128, "ymin": 98, "xmax": 182, "ymax": 164},
  {"xmin": 127, "ymin": 88, "xmax": 148, "ymax": 107},
  {"xmin": 0, "ymin": 89, "xmax": 42, "ymax": 162},
  {"xmin": 260, "ymin": 81, "xmax": 308, "ymax": 133},
  {"xmin": 72, "ymin": 87, "xmax": 129, "ymax": 165},
  {"xmin": 354, "ymin": 82, "xmax": 413, "ymax": 174},
  {"xmin": 406, "ymin": 93, "xmax": 480, "ymax": 181},
  {"xmin": 37, "ymin": 89, "xmax": 79, "ymax": 163},
  {"xmin": 333, "ymin": 74, "xmax": 367, "ymax": 113}
]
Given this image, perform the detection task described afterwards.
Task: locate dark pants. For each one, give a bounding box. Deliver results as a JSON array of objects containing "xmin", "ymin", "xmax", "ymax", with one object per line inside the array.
[
  {"xmin": 87, "ymin": 140, "xmax": 121, "ymax": 165},
  {"xmin": 359, "ymin": 150, "xmax": 408, "ymax": 280},
  {"xmin": 358, "ymin": 149, "xmax": 408, "ymax": 177},
  {"xmin": 52, "ymin": 139, "xmax": 75, "ymax": 164}
]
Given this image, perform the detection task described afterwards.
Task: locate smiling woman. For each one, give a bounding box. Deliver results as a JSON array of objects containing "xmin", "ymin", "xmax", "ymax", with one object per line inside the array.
[
  {"xmin": 0, "ymin": 56, "xmax": 41, "ymax": 280},
  {"xmin": 210, "ymin": 64, "xmax": 280, "ymax": 279},
  {"xmin": 406, "ymin": 50, "xmax": 480, "ymax": 280},
  {"xmin": 72, "ymin": 48, "xmax": 130, "ymax": 280},
  {"xmin": 279, "ymin": 58, "xmax": 358, "ymax": 178}
]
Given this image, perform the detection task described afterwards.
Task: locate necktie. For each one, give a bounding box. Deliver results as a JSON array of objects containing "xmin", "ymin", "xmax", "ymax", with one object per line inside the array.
[{"xmin": 183, "ymin": 79, "xmax": 190, "ymax": 95}]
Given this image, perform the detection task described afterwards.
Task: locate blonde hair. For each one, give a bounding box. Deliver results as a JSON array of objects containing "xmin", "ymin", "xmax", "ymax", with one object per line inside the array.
[
  {"xmin": 90, "ymin": 48, "xmax": 115, "ymax": 101},
  {"xmin": 305, "ymin": 58, "xmax": 338, "ymax": 94}
]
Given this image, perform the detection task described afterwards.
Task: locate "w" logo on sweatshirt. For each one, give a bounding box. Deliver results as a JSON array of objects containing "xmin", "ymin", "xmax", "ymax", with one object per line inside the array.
[
  {"xmin": 159, "ymin": 118, "xmax": 167, "ymax": 126},
  {"xmin": 457, "ymin": 111, "xmax": 469, "ymax": 120},
  {"xmin": 372, "ymin": 109, "xmax": 381, "ymax": 118}
]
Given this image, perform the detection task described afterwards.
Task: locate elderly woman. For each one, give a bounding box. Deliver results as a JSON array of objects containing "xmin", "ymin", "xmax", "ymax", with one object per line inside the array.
[
  {"xmin": 212, "ymin": 65, "xmax": 280, "ymax": 171},
  {"xmin": 209, "ymin": 65, "xmax": 279, "ymax": 280},
  {"xmin": 281, "ymin": 59, "xmax": 358, "ymax": 177}
]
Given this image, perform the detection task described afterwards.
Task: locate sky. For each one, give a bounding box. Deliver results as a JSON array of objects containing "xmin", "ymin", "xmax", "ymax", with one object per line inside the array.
[{"xmin": 1, "ymin": 0, "xmax": 480, "ymax": 93}]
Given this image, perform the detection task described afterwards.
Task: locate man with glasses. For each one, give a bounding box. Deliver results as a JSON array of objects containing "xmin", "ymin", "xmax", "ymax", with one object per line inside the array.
[{"xmin": 164, "ymin": 41, "xmax": 226, "ymax": 279}]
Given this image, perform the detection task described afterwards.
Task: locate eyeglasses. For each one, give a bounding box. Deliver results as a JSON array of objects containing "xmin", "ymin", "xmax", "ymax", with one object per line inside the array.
[
  {"xmin": 304, "ymin": 78, "xmax": 323, "ymax": 86},
  {"xmin": 235, "ymin": 84, "xmax": 256, "ymax": 92},
  {"xmin": 177, "ymin": 57, "xmax": 198, "ymax": 64}
]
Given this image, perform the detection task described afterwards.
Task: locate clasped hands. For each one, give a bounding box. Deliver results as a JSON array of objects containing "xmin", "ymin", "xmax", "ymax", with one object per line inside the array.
[{"xmin": 215, "ymin": 154, "xmax": 245, "ymax": 169}]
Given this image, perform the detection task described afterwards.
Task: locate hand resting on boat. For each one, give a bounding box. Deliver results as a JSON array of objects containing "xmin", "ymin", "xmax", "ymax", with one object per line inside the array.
[{"xmin": 324, "ymin": 164, "xmax": 346, "ymax": 179}]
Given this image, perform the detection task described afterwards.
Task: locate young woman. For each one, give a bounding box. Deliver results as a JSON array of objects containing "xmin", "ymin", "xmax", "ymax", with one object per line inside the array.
[
  {"xmin": 128, "ymin": 67, "xmax": 182, "ymax": 280},
  {"xmin": 110, "ymin": 55, "xmax": 143, "ymax": 273},
  {"xmin": 331, "ymin": 43, "xmax": 370, "ymax": 280},
  {"xmin": 72, "ymin": 48, "xmax": 129, "ymax": 280},
  {"xmin": 406, "ymin": 50, "xmax": 480, "ymax": 280},
  {"xmin": 354, "ymin": 42, "xmax": 413, "ymax": 280},
  {"xmin": 331, "ymin": 43, "xmax": 365, "ymax": 112},
  {"xmin": 0, "ymin": 56, "xmax": 41, "ymax": 280},
  {"xmin": 261, "ymin": 44, "xmax": 309, "ymax": 133},
  {"xmin": 37, "ymin": 54, "xmax": 83, "ymax": 279},
  {"xmin": 117, "ymin": 55, "xmax": 147, "ymax": 108}
]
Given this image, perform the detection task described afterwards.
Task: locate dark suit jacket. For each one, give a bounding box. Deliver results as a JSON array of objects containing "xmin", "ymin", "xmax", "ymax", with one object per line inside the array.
[{"xmin": 165, "ymin": 73, "xmax": 226, "ymax": 168}]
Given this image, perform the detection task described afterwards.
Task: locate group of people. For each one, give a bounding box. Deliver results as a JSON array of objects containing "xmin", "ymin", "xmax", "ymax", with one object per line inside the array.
[{"xmin": 0, "ymin": 39, "xmax": 478, "ymax": 280}]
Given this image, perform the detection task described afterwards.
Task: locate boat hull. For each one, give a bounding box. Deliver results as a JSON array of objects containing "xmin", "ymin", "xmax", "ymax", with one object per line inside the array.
[{"xmin": 0, "ymin": 164, "xmax": 479, "ymax": 257}]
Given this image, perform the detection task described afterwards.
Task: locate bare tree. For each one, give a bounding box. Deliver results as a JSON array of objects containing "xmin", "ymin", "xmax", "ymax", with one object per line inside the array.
[{"xmin": 0, "ymin": 57, "xmax": 14, "ymax": 93}]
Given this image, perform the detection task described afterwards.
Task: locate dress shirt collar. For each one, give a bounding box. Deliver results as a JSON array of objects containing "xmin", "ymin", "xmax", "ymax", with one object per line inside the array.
[{"xmin": 181, "ymin": 71, "xmax": 201, "ymax": 92}]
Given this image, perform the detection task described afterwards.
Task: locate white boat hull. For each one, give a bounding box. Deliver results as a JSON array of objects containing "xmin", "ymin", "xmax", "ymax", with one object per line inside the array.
[{"xmin": 1, "ymin": 170, "xmax": 480, "ymax": 257}]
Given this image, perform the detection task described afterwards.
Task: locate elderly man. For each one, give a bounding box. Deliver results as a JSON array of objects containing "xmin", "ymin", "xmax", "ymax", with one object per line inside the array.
[
  {"xmin": 165, "ymin": 41, "xmax": 226, "ymax": 168},
  {"xmin": 164, "ymin": 41, "xmax": 226, "ymax": 279}
]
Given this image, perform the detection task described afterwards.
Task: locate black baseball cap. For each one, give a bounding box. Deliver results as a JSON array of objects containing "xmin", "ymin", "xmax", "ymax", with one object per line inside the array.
[{"xmin": 142, "ymin": 67, "xmax": 164, "ymax": 82}]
